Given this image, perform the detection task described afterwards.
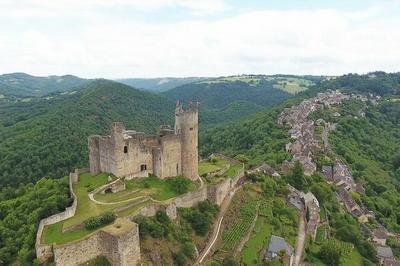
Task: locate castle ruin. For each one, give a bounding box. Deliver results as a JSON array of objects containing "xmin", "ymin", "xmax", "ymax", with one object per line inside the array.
[{"xmin": 88, "ymin": 101, "xmax": 198, "ymax": 180}]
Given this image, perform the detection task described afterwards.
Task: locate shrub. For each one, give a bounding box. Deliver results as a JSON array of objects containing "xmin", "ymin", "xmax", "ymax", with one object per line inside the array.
[
  {"xmin": 182, "ymin": 242, "xmax": 196, "ymax": 259},
  {"xmin": 84, "ymin": 212, "xmax": 116, "ymax": 230},
  {"xmin": 174, "ymin": 251, "xmax": 188, "ymax": 266},
  {"xmin": 167, "ymin": 176, "xmax": 191, "ymax": 194},
  {"xmin": 95, "ymin": 256, "xmax": 111, "ymax": 266}
]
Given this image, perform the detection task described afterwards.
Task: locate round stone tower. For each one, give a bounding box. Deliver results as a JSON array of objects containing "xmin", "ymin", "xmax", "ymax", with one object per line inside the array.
[{"xmin": 174, "ymin": 101, "xmax": 199, "ymax": 181}]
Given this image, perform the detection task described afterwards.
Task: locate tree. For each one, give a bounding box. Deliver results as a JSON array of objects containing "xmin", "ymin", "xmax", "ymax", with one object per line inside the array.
[
  {"xmin": 318, "ymin": 240, "xmax": 342, "ymax": 266},
  {"xmin": 287, "ymin": 161, "xmax": 307, "ymax": 191},
  {"xmin": 222, "ymin": 258, "xmax": 239, "ymax": 266}
]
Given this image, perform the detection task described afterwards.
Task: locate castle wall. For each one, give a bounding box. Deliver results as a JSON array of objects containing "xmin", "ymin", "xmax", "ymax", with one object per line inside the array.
[
  {"xmin": 160, "ymin": 134, "xmax": 182, "ymax": 179},
  {"xmin": 53, "ymin": 219, "xmax": 140, "ymax": 266},
  {"xmin": 98, "ymin": 137, "xmax": 115, "ymax": 174},
  {"xmin": 36, "ymin": 169, "xmax": 85, "ymax": 263},
  {"xmin": 207, "ymin": 178, "xmax": 231, "ymax": 206},
  {"xmin": 88, "ymin": 137, "xmax": 101, "ymax": 174},
  {"xmin": 122, "ymin": 140, "xmax": 153, "ymax": 179},
  {"xmin": 173, "ymin": 186, "xmax": 208, "ymax": 208},
  {"xmin": 136, "ymin": 202, "xmax": 177, "ymax": 220}
]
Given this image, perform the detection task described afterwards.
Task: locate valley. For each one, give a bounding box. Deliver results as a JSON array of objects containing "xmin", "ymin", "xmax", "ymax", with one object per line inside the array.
[{"xmin": 0, "ymin": 72, "xmax": 399, "ymax": 266}]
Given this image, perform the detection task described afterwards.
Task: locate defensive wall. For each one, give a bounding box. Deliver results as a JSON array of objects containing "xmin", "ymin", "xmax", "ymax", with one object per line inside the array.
[
  {"xmin": 36, "ymin": 168, "xmax": 88, "ymax": 263},
  {"xmin": 36, "ymin": 161, "xmax": 245, "ymax": 265},
  {"xmin": 52, "ymin": 218, "xmax": 140, "ymax": 266}
]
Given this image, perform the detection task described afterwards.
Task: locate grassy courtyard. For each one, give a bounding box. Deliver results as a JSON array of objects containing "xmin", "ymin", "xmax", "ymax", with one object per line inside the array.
[
  {"xmin": 42, "ymin": 173, "xmax": 198, "ymax": 245},
  {"xmin": 198, "ymin": 157, "xmax": 230, "ymax": 176}
]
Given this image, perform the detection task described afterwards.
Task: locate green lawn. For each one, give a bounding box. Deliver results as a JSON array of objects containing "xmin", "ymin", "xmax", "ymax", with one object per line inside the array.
[
  {"xmin": 225, "ymin": 163, "xmax": 242, "ymax": 178},
  {"xmin": 305, "ymin": 241, "xmax": 363, "ymax": 266},
  {"xmin": 198, "ymin": 158, "xmax": 230, "ymax": 176},
  {"xmin": 63, "ymin": 173, "xmax": 128, "ymax": 229},
  {"xmin": 240, "ymin": 216, "xmax": 272, "ymax": 265},
  {"xmin": 42, "ymin": 173, "xmax": 198, "ymax": 245},
  {"xmin": 42, "ymin": 222, "xmax": 97, "ymax": 245}
]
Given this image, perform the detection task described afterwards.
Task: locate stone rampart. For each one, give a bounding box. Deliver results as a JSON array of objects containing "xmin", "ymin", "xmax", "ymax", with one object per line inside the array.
[
  {"xmin": 207, "ymin": 178, "xmax": 231, "ymax": 206},
  {"xmin": 36, "ymin": 169, "xmax": 86, "ymax": 263},
  {"xmin": 230, "ymin": 165, "xmax": 245, "ymax": 188},
  {"xmin": 53, "ymin": 218, "xmax": 140, "ymax": 266},
  {"xmin": 173, "ymin": 186, "xmax": 208, "ymax": 208}
]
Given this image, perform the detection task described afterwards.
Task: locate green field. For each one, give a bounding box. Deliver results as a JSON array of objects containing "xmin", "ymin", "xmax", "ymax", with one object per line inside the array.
[
  {"xmin": 198, "ymin": 157, "xmax": 230, "ymax": 176},
  {"xmin": 240, "ymin": 216, "xmax": 272, "ymax": 265},
  {"xmin": 225, "ymin": 163, "xmax": 242, "ymax": 178}
]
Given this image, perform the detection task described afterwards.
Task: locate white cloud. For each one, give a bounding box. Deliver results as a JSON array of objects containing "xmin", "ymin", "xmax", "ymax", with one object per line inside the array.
[{"xmin": 0, "ymin": 2, "xmax": 399, "ymax": 77}]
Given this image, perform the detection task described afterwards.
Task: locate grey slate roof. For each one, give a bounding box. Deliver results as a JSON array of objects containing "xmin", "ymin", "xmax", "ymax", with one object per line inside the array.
[
  {"xmin": 267, "ymin": 235, "xmax": 294, "ymax": 257},
  {"xmin": 377, "ymin": 246, "xmax": 394, "ymax": 259}
]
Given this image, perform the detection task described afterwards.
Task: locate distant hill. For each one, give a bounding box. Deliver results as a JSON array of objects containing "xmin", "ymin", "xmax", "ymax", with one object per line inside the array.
[
  {"xmin": 117, "ymin": 77, "xmax": 206, "ymax": 92},
  {"xmin": 0, "ymin": 80, "xmax": 174, "ymax": 187},
  {"xmin": 163, "ymin": 75, "xmax": 320, "ymax": 125},
  {"xmin": 0, "ymin": 72, "xmax": 90, "ymax": 97}
]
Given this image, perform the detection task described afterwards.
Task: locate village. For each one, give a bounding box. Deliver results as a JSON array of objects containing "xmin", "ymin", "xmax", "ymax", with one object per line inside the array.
[{"xmin": 276, "ymin": 90, "xmax": 400, "ymax": 265}]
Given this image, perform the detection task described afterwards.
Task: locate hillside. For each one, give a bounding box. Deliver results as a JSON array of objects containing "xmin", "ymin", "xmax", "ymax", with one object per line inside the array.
[
  {"xmin": 163, "ymin": 75, "xmax": 319, "ymax": 125},
  {"xmin": 0, "ymin": 80, "xmax": 174, "ymax": 187},
  {"xmin": 0, "ymin": 72, "xmax": 90, "ymax": 97},
  {"xmin": 117, "ymin": 77, "xmax": 205, "ymax": 92}
]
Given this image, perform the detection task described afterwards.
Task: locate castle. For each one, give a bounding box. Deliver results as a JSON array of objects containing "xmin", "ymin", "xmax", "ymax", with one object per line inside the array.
[{"xmin": 88, "ymin": 101, "xmax": 199, "ymax": 180}]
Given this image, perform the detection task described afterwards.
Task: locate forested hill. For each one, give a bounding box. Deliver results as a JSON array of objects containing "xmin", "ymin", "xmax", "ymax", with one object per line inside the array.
[
  {"xmin": 0, "ymin": 80, "xmax": 174, "ymax": 187},
  {"xmin": 163, "ymin": 75, "xmax": 318, "ymax": 125},
  {"xmin": 316, "ymin": 71, "xmax": 400, "ymax": 96},
  {"xmin": 0, "ymin": 72, "xmax": 90, "ymax": 97},
  {"xmin": 117, "ymin": 77, "xmax": 205, "ymax": 92}
]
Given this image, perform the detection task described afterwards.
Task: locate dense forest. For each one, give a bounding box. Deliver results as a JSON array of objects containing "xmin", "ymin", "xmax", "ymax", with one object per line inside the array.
[
  {"xmin": 0, "ymin": 80, "xmax": 174, "ymax": 187},
  {"xmin": 0, "ymin": 71, "xmax": 399, "ymax": 264},
  {"xmin": 329, "ymin": 100, "xmax": 400, "ymax": 232},
  {"xmin": 0, "ymin": 177, "xmax": 70, "ymax": 264},
  {"xmin": 163, "ymin": 78, "xmax": 293, "ymax": 125}
]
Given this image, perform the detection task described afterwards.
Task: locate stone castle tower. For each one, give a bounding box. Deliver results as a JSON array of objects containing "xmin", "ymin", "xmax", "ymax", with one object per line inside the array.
[
  {"xmin": 88, "ymin": 102, "xmax": 199, "ymax": 181},
  {"xmin": 175, "ymin": 101, "xmax": 199, "ymax": 181}
]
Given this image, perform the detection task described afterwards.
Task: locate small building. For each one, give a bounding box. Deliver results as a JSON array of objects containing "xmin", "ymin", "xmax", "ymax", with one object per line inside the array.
[
  {"xmin": 377, "ymin": 246, "xmax": 395, "ymax": 265},
  {"xmin": 266, "ymin": 235, "xmax": 294, "ymax": 266},
  {"xmin": 322, "ymin": 165, "xmax": 333, "ymax": 181},
  {"xmin": 383, "ymin": 259, "xmax": 400, "ymax": 266},
  {"xmin": 254, "ymin": 163, "xmax": 280, "ymax": 177},
  {"xmin": 373, "ymin": 227, "xmax": 389, "ymax": 246}
]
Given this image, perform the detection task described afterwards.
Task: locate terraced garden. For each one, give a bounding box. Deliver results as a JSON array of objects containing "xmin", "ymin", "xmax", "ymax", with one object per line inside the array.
[{"xmin": 222, "ymin": 201, "xmax": 258, "ymax": 251}]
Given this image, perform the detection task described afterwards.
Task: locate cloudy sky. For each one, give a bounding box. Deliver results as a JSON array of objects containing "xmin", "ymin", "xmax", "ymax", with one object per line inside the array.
[{"xmin": 0, "ymin": 0, "xmax": 399, "ymax": 78}]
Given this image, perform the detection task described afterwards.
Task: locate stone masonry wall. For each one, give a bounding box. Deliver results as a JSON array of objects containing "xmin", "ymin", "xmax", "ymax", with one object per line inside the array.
[
  {"xmin": 53, "ymin": 218, "xmax": 140, "ymax": 266},
  {"xmin": 35, "ymin": 168, "xmax": 86, "ymax": 263},
  {"xmin": 207, "ymin": 178, "xmax": 231, "ymax": 206},
  {"xmin": 173, "ymin": 186, "xmax": 208, "ymax": 208}
]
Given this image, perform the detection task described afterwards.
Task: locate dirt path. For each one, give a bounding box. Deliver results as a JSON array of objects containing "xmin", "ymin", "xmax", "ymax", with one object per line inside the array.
[
  {"xmin": 195, "ymin": 186, "xmax": 241, "ymax": 265},
  {"xmin": 293, "ymin": 211, "xmax": 306, "ymax": 266}
]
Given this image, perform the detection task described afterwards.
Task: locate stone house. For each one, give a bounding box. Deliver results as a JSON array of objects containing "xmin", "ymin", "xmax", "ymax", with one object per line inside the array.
[{"xmin": 266, "ymin": 235, "xmax": 294, "ymax": 266}]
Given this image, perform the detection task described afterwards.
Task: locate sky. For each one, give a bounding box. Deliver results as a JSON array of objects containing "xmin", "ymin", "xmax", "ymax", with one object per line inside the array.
[{"xmin": 0, "ymin": 0, "xmax": 399, "ymax": 78}]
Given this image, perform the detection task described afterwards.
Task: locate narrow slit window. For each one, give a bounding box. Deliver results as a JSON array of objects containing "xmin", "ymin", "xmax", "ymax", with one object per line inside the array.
[{"xmin": 123, "ymin": 146, "xmax": 128, "ymax": 153}]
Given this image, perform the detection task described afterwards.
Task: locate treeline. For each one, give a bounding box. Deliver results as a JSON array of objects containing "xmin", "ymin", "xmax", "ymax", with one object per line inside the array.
[
  {"xmin": 320, "ymin": 72, "xmax": 400, "ymax": 96},
  {"xmin": 0, "ymin": 177, "xmax": 71, "ymax": 265}
]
